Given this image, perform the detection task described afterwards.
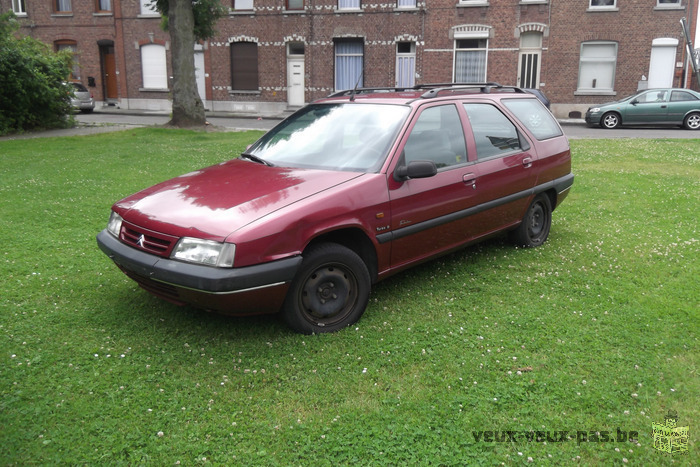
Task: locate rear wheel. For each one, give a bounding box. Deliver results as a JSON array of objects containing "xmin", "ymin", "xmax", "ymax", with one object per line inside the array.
[
  {"xmin": 601, "ymin": 112, "xmax": 621, "ymax": 129},
  {"xmin": 683, "ymin": 112, "xmax": 700, "ymax": 130},
  {"xmin": 282, "ymin": 243, "xmax": 371, "ymax": 334},
  {"xmin": 510, "ymin": 194, "xmax": 552, "ymax": 248}
]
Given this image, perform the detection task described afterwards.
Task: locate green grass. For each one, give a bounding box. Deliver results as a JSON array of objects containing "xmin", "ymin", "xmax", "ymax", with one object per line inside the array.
[{"xmin": 1, "ymin": 129, "xmax": 697, "ymax": 465}]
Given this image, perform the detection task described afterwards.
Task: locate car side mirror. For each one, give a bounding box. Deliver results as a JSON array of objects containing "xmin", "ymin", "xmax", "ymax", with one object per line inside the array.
[
  {"xmin": 394, "ymin": 160, "xmax": 438, "ymax": 182},
  {"xmin": 631, "ymin": 99, "xmax": 639, "ymax": 105}
]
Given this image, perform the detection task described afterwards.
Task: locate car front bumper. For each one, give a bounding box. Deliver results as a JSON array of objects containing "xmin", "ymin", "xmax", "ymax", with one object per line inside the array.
[
  {"xmin": 96, "ymin": 230, "xmax": 302, "ymax": 314},
  {"xmin": 585, "ymin": 111, "xmax": 601, "ymax": 126}
]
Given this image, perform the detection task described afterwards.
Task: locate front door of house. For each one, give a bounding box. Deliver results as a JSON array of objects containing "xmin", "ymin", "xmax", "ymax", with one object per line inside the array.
[
  {"xmin": 100, "ymin": 45, "xmax": 117, "ymax": 100},
  {"xmin": 287, "ymin": 43, "xmax": 305, "ymax": 108}
]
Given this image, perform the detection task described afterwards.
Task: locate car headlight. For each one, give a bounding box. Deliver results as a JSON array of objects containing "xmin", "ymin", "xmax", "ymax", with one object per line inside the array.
[
  {"xmin": 107, "ymin": 212, "xmax": 123, "ymax": 237},
  {"xmin": 172, "ymin": 238, "xmax": 236, "ymax": 267},
  {"xmin": 589, "ymin": 107, "xmax": 601, "ymax": 113}
]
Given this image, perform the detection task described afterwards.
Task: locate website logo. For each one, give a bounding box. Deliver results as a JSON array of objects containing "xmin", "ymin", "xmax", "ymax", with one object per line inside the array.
[{"xmin": 652, "ymin": 410, "xmax": 689, "ymax": 455}]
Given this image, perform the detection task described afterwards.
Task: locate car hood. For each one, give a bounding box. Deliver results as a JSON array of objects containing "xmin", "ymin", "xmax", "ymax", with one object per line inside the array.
[{"xmin": 114, "ymin": 159, "xmax": 363, "ymax": 241}]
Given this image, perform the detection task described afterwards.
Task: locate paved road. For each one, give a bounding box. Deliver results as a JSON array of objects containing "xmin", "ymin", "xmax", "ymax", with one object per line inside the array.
[{"xmin": 3, "ymin": 109, "xmax": 699, "ymax": 140}]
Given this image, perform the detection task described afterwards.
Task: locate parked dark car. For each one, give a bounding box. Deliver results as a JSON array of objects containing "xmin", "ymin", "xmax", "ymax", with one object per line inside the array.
[
  {"xmin": 68, "ymin": 82, "xmax": 95, "ymax": 113},
  {"xmin": 585, "ymin": 88, "xmax": 700, "ymax": 129},
  {"xmin": 97, "ymin": 84, "xmax": 574, "ymax": 333},
  {"xmin": 524, "ymin": 88, "xmax": 551, "ymax": 109}
]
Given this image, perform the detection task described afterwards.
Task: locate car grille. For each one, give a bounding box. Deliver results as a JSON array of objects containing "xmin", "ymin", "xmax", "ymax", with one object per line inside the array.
[{"xmin": 120, "ymin": 222, "xmax": 178, "ymax": 258}]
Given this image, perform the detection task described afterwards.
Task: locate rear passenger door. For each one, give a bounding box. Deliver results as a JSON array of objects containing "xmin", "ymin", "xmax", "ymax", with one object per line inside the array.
[{"xmin": 461, "ymin": 102, "xmax": 539, "ymax": 234}]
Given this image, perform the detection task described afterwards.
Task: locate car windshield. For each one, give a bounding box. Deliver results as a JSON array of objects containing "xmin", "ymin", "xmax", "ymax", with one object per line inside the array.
[
  {"xmin": 73, "ymin": 83, "xmax": 88, "ymax": 93},
  {"xmin": 245, "ymin": 103, "xmax": 410, "ymax": 172}
]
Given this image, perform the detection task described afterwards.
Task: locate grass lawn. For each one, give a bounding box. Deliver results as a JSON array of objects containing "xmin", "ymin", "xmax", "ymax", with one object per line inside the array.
[{"xmin": 1, "ymin": 129, "xmax": 697, "ymax": 465}]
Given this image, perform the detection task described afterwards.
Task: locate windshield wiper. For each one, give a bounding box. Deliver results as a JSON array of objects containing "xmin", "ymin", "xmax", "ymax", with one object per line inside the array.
[{"xmin": 240, "ymin": 152, "xmax": 274, "ymax": 167}]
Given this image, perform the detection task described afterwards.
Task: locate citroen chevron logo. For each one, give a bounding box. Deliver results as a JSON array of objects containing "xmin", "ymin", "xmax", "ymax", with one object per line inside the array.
[{"xmin": 136, "ymin": 234, "xmax": 146, "ymax": 248}]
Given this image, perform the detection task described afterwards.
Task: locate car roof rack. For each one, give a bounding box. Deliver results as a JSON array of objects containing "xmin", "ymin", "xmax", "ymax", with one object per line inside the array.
[{"xmin": 327, "ymin": 83, "xmax": 528, "ymax": 99}]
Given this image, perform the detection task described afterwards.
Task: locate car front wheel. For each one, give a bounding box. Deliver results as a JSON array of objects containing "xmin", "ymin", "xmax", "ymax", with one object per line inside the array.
[
  {"xmin": 601, "ymin": 112, "xmax": 621, "ymax": 129},
  {"xmin": 683, "ymin": 112, "xmax": 700, "ymax": 130},
  {"xmin": 510, "ymin": 194, "xmax": 552, "ymax": 248},
  {"xmin": 282, "ymin": 243, "xmax": 371, "ymax": 334}
]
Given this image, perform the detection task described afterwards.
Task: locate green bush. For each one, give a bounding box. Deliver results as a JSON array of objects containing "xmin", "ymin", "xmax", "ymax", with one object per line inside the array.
[{"xmin": 0, "ymin": 12, "xmax": 74, "ymax": 135}]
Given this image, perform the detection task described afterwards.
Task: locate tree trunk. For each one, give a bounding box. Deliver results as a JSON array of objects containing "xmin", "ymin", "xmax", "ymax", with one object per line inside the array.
[{"xmin": 167, "ymin": 0, "xmax": 205, "ymax": 127}]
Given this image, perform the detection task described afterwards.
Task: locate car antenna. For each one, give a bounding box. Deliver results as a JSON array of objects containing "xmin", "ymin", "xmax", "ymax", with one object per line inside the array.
[{"xmin": 349, "ymin": 69, "xmax": 363, "ymax": 102}]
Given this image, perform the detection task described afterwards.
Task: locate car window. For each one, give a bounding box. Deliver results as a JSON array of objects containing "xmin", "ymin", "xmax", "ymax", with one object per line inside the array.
[
  {"xmin": 670, "ymin": 91, "xmax": 698, "ymax": 102},
  {"xmin": 247, "ymin": 103, "xmax": 410, "ymax": 172},
  {"xmin": 636, "ymin": 90, "xmax": 667, "ymax": 103},
  {"xmin": 402, "ymin": 105, "xmax": 467, "ymax": 169},
  {"xmin": 463, "ymin": 103, "xmax": 521, "ymax": 159},
  {"xmin": 73, "ymin": 83, "xmax": 88, "ymax": 92},
  {"xmin": 503, "ymin": 98, "xmax": 562, "ymax": 141}
]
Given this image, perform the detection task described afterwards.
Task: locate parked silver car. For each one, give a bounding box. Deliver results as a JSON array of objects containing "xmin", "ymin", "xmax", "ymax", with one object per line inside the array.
[{"xmin": 69, "ymin": 82, "xmax": 95, "ymax": 113}]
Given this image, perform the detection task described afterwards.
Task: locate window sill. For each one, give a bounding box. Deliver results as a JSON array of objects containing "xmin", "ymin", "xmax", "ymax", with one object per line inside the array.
[
  {"xmin": 13, "ymin": 12, "xmax": 28, "ymax": 17},
  {"xmin": 93, "ymin": 12, "xmax": 113, "ymax": 16},
  {"xmin": 51, "ymin": 13, "xmax": 74, "ymax": 17},
  {"xmin": 335, "ymin": 8, "xmax": 364, "ymax": 14},
  {"xmin": 139, "ymin": 88, "xmax": 169, "ymax": 93},
  {"xmin": 456, "ymin": 1, "xmax": 490, "ymax": 7},
  {"xmin": 137, "ymin": 13, "xmax": 161, "ymax": 18},
  {"xmin": 653, "ymin": 5, "xmax": 683, "ymax": 11},
  {"xmin": 575, "ymin": 90, "xmax": 616, "ymax": 96},
  {"xmin": 519, "ymin": 0, "xmax": 548, "ymax": 4},
  {"xmin": 230, "ymin": 10, "xmax": 255, "ymax": 15},
  {"xmin": 394, "ymin": 7, "xmax": 420, "ymax": 12},
  {"xmin": 229, "ymin": 90, "xmax": 261, "ymax": 95},
  {"xmin": 586, "ymin": 7, "xmax": 619, "ymax": 12},
  {"xmin": 283, "ymin": 9, "xmax": 306, "ymax": 14}
]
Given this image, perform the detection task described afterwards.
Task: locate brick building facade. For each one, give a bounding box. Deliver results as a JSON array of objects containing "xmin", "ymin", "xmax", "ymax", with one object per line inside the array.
[{"xmin": 4, "ymin": 0, "xmax": 698, "ymax": 119}]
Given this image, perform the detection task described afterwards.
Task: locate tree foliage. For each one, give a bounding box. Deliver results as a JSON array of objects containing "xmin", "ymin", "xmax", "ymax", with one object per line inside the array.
[
  {"xmin": 152, "ymin": 0, "xmax": 226, "ymax": 42},
  {"xmin": 0, "ymin": 12, "xmax": 74, "ymax": 135}
]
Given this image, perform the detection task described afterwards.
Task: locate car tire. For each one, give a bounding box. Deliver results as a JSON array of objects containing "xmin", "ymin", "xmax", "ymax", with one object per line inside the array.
[
  {"xmin": 282, "ymin": 243, "xmax": 371, "ymax": 334},
  {"xmin": 600, "ymin": 112, "xmax": 621, "ymax": 129},
  {"xmin": 683, "ymin": 112, "xmax": 700, "ymax": 130},
  {"xmin": 510, "ymin": 194, "xmax": 552, "ymax": 248}
]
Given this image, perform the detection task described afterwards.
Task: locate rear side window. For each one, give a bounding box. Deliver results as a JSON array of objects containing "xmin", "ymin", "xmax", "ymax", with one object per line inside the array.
[
  {"xmin": 670, "ymin": 91, "xmax": 699, "ymax": 102},
  {"xmin": 503, "ymin": 98, "xmax": 562, "ymax": 140},
  {"xmin": 463, "ymin": 103, "xmax": 521, "ymax": 160}
]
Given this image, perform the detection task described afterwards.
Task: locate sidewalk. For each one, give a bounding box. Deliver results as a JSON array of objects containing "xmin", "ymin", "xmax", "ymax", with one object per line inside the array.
[{"xmin": 92, "ymin": 103, "xmax": 587, "ymax": 126}]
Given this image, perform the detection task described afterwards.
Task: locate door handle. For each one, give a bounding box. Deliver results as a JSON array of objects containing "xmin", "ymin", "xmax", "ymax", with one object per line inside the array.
[
  {"xmin": 522, "ymin": 157, "xmax": 533, "ymax": 168},
  {"xmin": 463, "ymin": 173, "xmax": 476, "ymax": 189}
]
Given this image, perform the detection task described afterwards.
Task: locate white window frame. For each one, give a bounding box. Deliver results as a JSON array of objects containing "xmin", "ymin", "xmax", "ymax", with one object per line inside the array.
[
  {"xmin": 233, "ymin": 0, "xmax": 254, "ymax": 11},
  {"xmin": 141, "ymin": 44, "xmax": 168, "ymax": 90},
  {"xmin": 335, "ymin": 40, "xmax": 364, "ymax": 91},
  {"xmin": 338, "ymin": 0, "xmax": 361, "ymax": 10},
  {"xmin": 55, "ymin": 0, "xmax": 72, "ymax": 13},
  {"xmin": 139, "ymin": 0, "xmax": 160, "ymax": 16},
  {"xmin": 656, "ymin": 0, "xmax": 681, "ymax": 8},
  {"xmin": 453, "ymin": 39, "xmax": 488, "ymax": 83},
  {"xmin": 12, "ymin": 0, "xmax": 27, "ymax": 15},
  {"xmin": 576, "ymin": 41, "xmax": 618, "ymax": 95},
  {"xmin": 588, "ymin": 0, "xmax": 617, "ymax": 10},
  {"xmin": 396, "ymin": 0, "xmax": 416, "ymax": 8}
]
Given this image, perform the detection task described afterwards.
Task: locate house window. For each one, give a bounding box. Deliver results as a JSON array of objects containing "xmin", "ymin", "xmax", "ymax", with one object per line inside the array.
[
  {"xmin": 396, "ymin": 42, "xmax": 416, "ymax": 87},
  {"xmin": 397, "ymin": 0, "xmax": 416, "ymax": 8},
  {"xmin": 454, "ymin": 39, "xmax": 488, "ymax": 82},
  {"xmin": 56, "ymin": 41, "xmax": 80, "ymax": 79},
  {"xmin": 141, "ymin": 44, "xmax": 168, "ymax": 89},
  {"xmin": 577, "ymin": 41, "xmax": 617, "ymax": 93},
  {"xmin": 657, "ymin": 0, "xmax": 681, "ymax": 5},
  {"xmin": 338, "ymin": 0, "xmax": 360, "ymax": 10},
  {"xmin": 287, "ymin": 0, "xmax": 303, "ymax": 9},
  {"xmin": 12, "ymin": 0, "xmax": 27, "ymax": 15},
  {"xmin": 233, "ymin": 0, "xmax": 254, "ymax": 10},
  {"xmin": 55, "ymin": 0, "xmax": 72, "ymax": 13},
  {"xmin": 139, "ymin": 0, "xmax": 159, "ymax": 15},
  {"xmin": 589, "ymin": 0, "xmax": 616, "ymax": 8},
  {"xmin": 96, "ymin": 0, "xmax": 112, "ymax": 12},
  {"xmin": 335, "ymin": 40, "xmax": 363, "ymax": 91},
  {"xmin": 230, "ymin": 42, "xmax": 259, "ymax": 91}
]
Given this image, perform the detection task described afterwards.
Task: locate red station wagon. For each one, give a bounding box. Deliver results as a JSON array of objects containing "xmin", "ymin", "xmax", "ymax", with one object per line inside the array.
[{"xmin": 97, "ymin": 84, "xmax": 574, "ymax": 333}]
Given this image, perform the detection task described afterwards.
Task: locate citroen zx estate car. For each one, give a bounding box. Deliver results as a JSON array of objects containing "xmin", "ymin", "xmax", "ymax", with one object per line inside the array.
[{"xmin": 97, "ymin": 83, "xmax": 573, "ymax": 334}]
